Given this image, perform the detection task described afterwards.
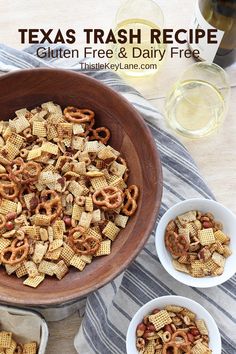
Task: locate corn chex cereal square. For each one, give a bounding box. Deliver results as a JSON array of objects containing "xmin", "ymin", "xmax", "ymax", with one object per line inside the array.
[
  {"xmin": 5, "ymin": 263, "xmax": 21, "ymax": 275},
  {"xmin": 85, "ymin": 196, "xmax": 93, "ymax": 212},
  {"xmin": 172, "ymin": 260, "xmax": 190, "ymax": 274},
  {"xmin": 45, "ymin": 247, "xmax": 62, "ymax": 260},
  {"xmin": 96, "ymin": 240, "xmax": 111, "ymax": 256},
  {"xmin": 0, "ymin": 199, "xmax": 17, "ymax": 214},
  {"xmin": 0, "ymin": 331, "xmax": 12, "ymax": 348},
  {"xmin": 5, "ymin": 338, "xmax": 17, "ymax": 353},
  {"xmin": 60, "ymin": 243, "xmax": 75, "ymax": 265},
  {"xmin": 164, "ymin": 305, "xmax": 183, "ymax": 313},
  {"xmin": 203, "ymin": 258, "xmax": 219, "ymax": 273},
  {"xmin": 212, "ymin": 251, "xmax": 226, "ymax": 267},
  {"xmin": 72, "ymin": 204, "xmax": 84, "ymax": 221},
  {"xmin": 38, "ymin": 260, "xmax": 56, "ymax": 276},
  {"xmin": 27, "ymin": 148, "xmax": 42, "ymax": 160},
  {"xmin": 68, "ymin": 180, "xmax": 84, "ymax": 197},
  {"xmin": 177, "ymin": 211, "xmax": 197, "ymax": 225},
  {"xmin": 25, "ymin": 261, "xmax": 39, "ymax": 278},
  {"xmin": 23, "ymin": 274, "xmax": 45, "ymax": 288},
  {"xmin": 49, "ymin": 239, "xmax": 63, "ymax": 252},
  {"xmin": 0, "ymin": 238, "xmax": 11, "ymax": 253},
  {"xmin": 214, "ymin": 230, "xmax": 229, "ymax": 244},
  {"xmin": 195, "ymin": 319, "xmax": 208, "ymax": 335},
  {"xmin": 85, "ymin": 228, "xmax": 102, "ymax": 240},
  {"xmin": 70, "ymin": 255, "xmax": 86, "ymax": 271},
  {"xmin": 110, "ymin": 161, "xmax": 126, "ymax": 177},
  {"xmin": 79, "ymin": 212, "xmax": 92, "ymax": 229},
  {"xmin": 72, "ymin": 123, "xmax": 84, "ymax": 135},
  {"xmin": 143, "ymin": 340, "xmax": 155, "ymax": 354},
  {"xmin": 32, "ymin": 121, "xmax": 47, "ymax": 137},
  {"xmin": 198, "ymin": 228, "xmax": 215, "ymax": 246},
  {"xmin": 34, "ymin": 214, "xmax": 51, "ymax": 226},
  {"xmin": 14, "ymin": 116, "xmax": 30, "ymax": 133},
  {"xmin": 102, "ymin": 221, "xmax": 120, "ymax": 241},
  {"xmin": 54, "ymin": 260, "xmax": 69, "ymax": 280},
  {"xmin": 90, "ymin": 176, "xmax": 108, "ymax": 190},
  {"xmin": 80, "ymin": 254, "xmax": 92, "ymax": 264},
  {"xmin": 114, "ymin": 214, "xmax": 129, "ymax": 228},
  {"xmin": 41, "ymin": 141, "xmax": 58, "ymax": 155},
  {"xmin": 53, "ymin": 220, "xmax": 65, "ymax": 239},
  {"xmin": 32, "ymin": 243, "xmax": 48, "ymax": 264},
  {"xmin": 7, "ymin": 132, "xmax": 24, "ymax": 149},
  {"xmin": 191, "ymin": 341, "xmax": 211, "ymax": 354},
  {"xmin": 23, "ymin": 341, "xmax": 37, "ymax": 354},
  {"xmin": 149, "ymin": 310, "xmax": 172, "ymax": 331},
  {"xmin": 84, "ymin": 141, "xmax": 99, "ymax": 152}
]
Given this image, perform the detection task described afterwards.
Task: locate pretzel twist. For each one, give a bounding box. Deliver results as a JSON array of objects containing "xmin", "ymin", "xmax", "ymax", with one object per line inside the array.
[
  {"xmin": 0, "ymin": 173, "xmax": 19, "ymax": 200},
  {"xmin": 165, "ymin": 230, "xmax": 190, "ymax": 257},
  {"xmin": 89, "ymin": 127, "xmax": 111, "ymax": 144},
  {"xmin": 36, "ymin": 190, "xmax": 62, "ymax": 221},
  {"xmin": 92, "ymin": 186, "xmax": 123, "ymax": 210},
  {"xmin": 9, "ymin": 158, "xmax": 41, "ymax": 184},
  {"xmin": 163, "ymin": 331, "xmax": 191, "ymax": 354},
  {"xmin": 1, "ymin": 237, "xmax": 29, "ymax": 265},
  {"xmin": 122, "ymin": 185, "xmax": 139, "ymax": 216},
  {"xmin": 68, "ymin": 227, "xmax": 100, "ymax": 255},
  {"xmin": 64, "ymin": 106, "xmax": 95, "ymax": 124}
]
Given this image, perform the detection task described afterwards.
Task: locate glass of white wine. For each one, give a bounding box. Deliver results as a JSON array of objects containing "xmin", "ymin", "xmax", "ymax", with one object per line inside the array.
[
  {"xmin": 110, "ymin": 0, "xmax": 165, "ymax": 77},
  {"xmin": 165, "ymin": 62, "xmax": 230, "ymax": 138}
]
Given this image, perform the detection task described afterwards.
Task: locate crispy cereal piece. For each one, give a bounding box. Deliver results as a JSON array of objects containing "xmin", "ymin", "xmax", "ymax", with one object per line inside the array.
[
  {"xmin": 214, "ymin": 230, "xmax": 229, "ymax": 244},
  {"xmin": 27, "ymin": 148, "xmax": 42, "ymax": 161},
  {"xmin": 13, "ymin": 116, "xmax": 30, "ymax": 134},
  {"xmin": 0, "ymin": 199, "xmax": 17, "ymax": 215},
  {"xmin": 38, "ymin": 260, "xmax": 56, "ymax": 276},
  {"xmin": 7, "ymin": 132, "xmax": 24, "ymax": 149},
  {"xmin": 60, "ymin": 243, "xmax": 75, "ymax": 265},
  {"xmin": 84, "ymin": 141, "xmax": 99, "ymax": 152},
  {"xmin": 49, "ymin": 239, "xmax": 63, "ymax": 252},
  {"xmin": 15, "ymin": 263, "xmax": 28, "ymax": 278},
  {"xmin": 96, "ymin": 240, "xmax": 111, "ymax": 256},
  {"xmin": 5, "ymin": 338, "xmax": 17, "ymax": 353},
  {"xmin": 90, "ymin": 176, "xmax": 108, "ymax": 190},
  {"xmin": 52, "ymin": 220, "xmax": 65, "ymax": 239},
  {"xmin": 91, "ymin": 209, "xmax": 101, "ymax": 223},
  {"xmin": 32, "ymin": 243, "xmax": 48, "ymax": 264},
  {"xmin": 180, "ymin": 308, "xmax": 196, "ymax": 321},
  {"xmin": 5, "ymin": 263, "xmax": 22, "ymax": 275},
  {"xmin": 198, "ymin": 228, "xmax": 215, "ymax": 246},
  {"xmin": 25, "ymin": 261, "xmax": 39, "ymax": 278},
  {"xmin": 211, "ymin": 251, "xmax": 226, "ymax": 267},
  {"xmin": 102, "ymin": 221, "xmax": 120, "ymax": 241},
  {"xmin": 191, "ymin": 341, "xmax": 212, "ymax": 354},
  {"xmin": 79, "ymin": 212, "xmax": 92, "ymax": 229},
  {"xmin": 72, "ymin": 204, "xmax": 84, "ymax": 221},
  {"xmin": 23, "ymin": 274, "xmax": 45, "ymax": 288},
  {"xmin": 196, "ymin": 319, "xmax": 209, "ymax": 335},
  {"xmin": 223, "ymin": 245, "xmax": 232, "ymax": 258},
  {"xmin": 204, "ymin": 258, "xmax": 219, "ymax": 274},
  {"xmin": 54, "ymin": 260, "xmax": 69, "ymax": 280},
  {"xmin": 0, "ymin": 331, "xmax": 12, "ymax": 348},
  {"xmin": 149, "ymin": 310, "xmax": 172, "ymax": 331},
  {"xmin": 165, "ymin": 305, "xmax": 183, "ymax": 313},
  {"xmin": 45, "ymin": 247, "xmax": 62, "ymax": 260},
  {"xmin": 68, "ymin": 180, "xmax": 84, "ymax": 197},
  {"xmin": 143, "ymin": 340, "xmax": 155, "ymax": 354},
  {"xmin": 41, "ymin": 141, "xmax": 58, "ymax": 155},
  {"xmin": 85, "ymin": 196, "xmax": 93, "ymax": 212},
  {"xmin": 190, "ymin": 261, "xmax": 205, "ymax": 277},
  {"xmin": 34, "ymin": 214, "xmax": 51, "ymax": 227},
  {"xmin": 0, "ymin": 239, "xmax": 11, "ymax": 253},
  {"xmin": 172, "ymin": 260, "xmax": 190, "ymax": 274},
  {"xmin": 70, "ymin": 255, "xmax": 86, "ymax": 271},
  {"xmin": 22, "ymin": 341, "xmax": 37, "ymax": 354},
  {"xmin": 85, "ymin": 228, "xmax": 102, "ymax": 241},
  {"xmin": 177, "ymin": 211, "xmax": 197, "ymax": 225},
  {"xmin": 80, "ymin": 254, "xmax": 93, "ymax": 264},
  {"xmin": 32, "ymin": 121, "xmax": 47, "ymax": 137},
  {"xmin": 114, "ymin": 214, "xmax": 129, "ymax": 228}
]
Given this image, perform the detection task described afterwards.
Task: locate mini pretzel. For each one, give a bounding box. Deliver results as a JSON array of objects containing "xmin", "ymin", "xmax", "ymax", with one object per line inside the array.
[
  {"xmin": 89, "ymin": 127, "xmax": 111, "ymax": 144},
  {"xmin": 122, "ymin": 185, "xmax": 139, "ymax": 216},
  {"xmin": 0, "ymin": 173, "xmax": 19, "ymax": 200},
  {"xmin": 1, "ymin": 237, "xmax": 29, "ymax": 265},
  {"xmin": 68, "ymin": 227, "xmax": 100, "ymax": 255},
  {"xmin": 92, "ymin": 186, "xmax": 123, "ymax": 210},
  {"xmin": 64, "ymin": 106, "xmax": 95, "ymax": 124},
  {"xmin": 36, "ymin": 190, "xmax": 62, "ymax": 221},
  {"xmin": 165, "ymin": 231, "xmax": 190, "ymax": 257},
  {"xmin": 9, "ymin": 158, "xmax": 41, "ymax": 184},
  {"xmin": 163, "ymin": 331, "xmax": 191, "ymax": 354}
]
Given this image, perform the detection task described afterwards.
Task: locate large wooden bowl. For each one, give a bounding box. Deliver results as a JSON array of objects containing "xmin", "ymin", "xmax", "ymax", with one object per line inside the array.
[{"xmin": 0, "ymin": 69, "xmax": 162, "ymax": 306}]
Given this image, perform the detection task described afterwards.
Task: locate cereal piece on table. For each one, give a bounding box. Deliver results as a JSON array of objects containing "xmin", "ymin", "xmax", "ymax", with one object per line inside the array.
[
  {"xmin": 70, "ymin": 255, "xmax": 86, "ymax": 271},
  {"xmin": 0, "ymin": 239, "xmax": 11, "ymax": 253},
  {"xmin": 23, "ymin": 274, "xmax": 45, "ymax": 288},
  {"xmin": 32, "ymin": 243, "xmax": 48, "ymax": 264},
  {"xmin": 0, "ymin": 199, "xmax": 17, "ymax": 215},
  {"xmin": 13, "ymin": 116, "xmax": 30, "ymax": 133},
  {"xmin": 114, "ymin": 214, "xmax": 129, "ymax": 228},
  {"xmin": 7, "ymin": 132, "xmax": 24, "ymax": 149},
  {"xmin": 198, "ymin": 228, "xmax": 215, "ymax": 246},
  {"xmin": 25, "ymin": 261, "xmax": 39, "ymax": 278},
  {"xmin": 212, "ymin": 251, "xmax": 226, "ymax": 267},
  {"xmin": 91, "ymin": 209, "xmax": 101, "ymax": 223},
  {"xmin": 148, "ymin": 310, "xmax": 172, "ymax": 331},
  {"xmin": 172, "ymin": 260, "xmax": 190, "ymax": 274},
  {"xmin": 0, "ymin": 331, "xmax": 12, "ymax": 348},
  {"xmin": 85, "ymin": 196, "xmax": 93, "ymax": 212},
  {"xmin": 41, "ymin": 141, "xmax": 58, "ymax": 155},
  {"xmin": 195, "ymin": 319, "xmax": 209, "ymax": 335},
  {"xmin": 68, "ymin": 180, "xmax": 84, "ymax": 197},
  {"xmin": 54, "ymin": 260, "xmax": 69, "ymax": 280},
  {"xmin": 90, "ymin": 176, "xmax": 108, "ymax": 190},
  {"xmin": 80, "ymin": 254, "xmax": 93, "ymax": 264},
  {"xmin": 27, "ymin": 148, "xmax": 42, "ymax": 161},
  {"xmin": 79, "ymin": 212, "xmax": 92, "ymax": 229},
  {"xmin": 16, "ymin": 263, "xmax": 28, "ymax": 278},
  {"xmin": 102, "ymin": 221, "xmax": 120, "ymax": 241},
  {"xmin": 60, "ymin": 243, "xmax": 75, "ymax": 265},
  {"xmin": 45, "ymin": 247, "xmax": 62, "ymax": 260},
  {"xmin": 164, "ymin": 305, "xmax": 183, "ymax": 313},
  {"xmin": 214, "ymin": 230, "xmax": 229, "ymax": 244},
  {"xmin": 177, "ymin": 211, "xmax": 197, "ymax": 225},
  {"xmin": 49, "ymin": 239, "xmax": 63, "ymax": 252},
  {"xmin": 34, "ymin": 214, "xmax": 51, "ymax": 227},
  {"xmin": 72, "ymin": 204, "xmax": 84, "ymax": 221},
  {"xmin": 53, "ymin": 220, "xmax": 65, "ymax": 240},
  {"xmin": 32, "ymin": 121, "xmax": 47, "ymax": 137},
  {"xmin": 96, "ymin": 240, "xmax": 111, "ymax": 256},
  {"xmin": 22, "ymin": 341, "xmax": 37, "ymax": 354},
  {"xmin": 191, "ymin": 341, "xmax": 212, "ymax": 354}
]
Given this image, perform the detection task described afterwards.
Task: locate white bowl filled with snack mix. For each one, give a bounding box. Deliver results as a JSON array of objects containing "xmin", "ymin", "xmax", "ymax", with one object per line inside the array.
[
  {"xmin": 155, "ymin": 198, "xmax": 236, "ymax": 288},
  {"xmin": 126, "ymin": 295, "xmax": 221, "ymax": 354}
]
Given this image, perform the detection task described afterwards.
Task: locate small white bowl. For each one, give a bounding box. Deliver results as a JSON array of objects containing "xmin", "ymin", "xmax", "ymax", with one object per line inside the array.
[
  {"xmin": 126, "ymin": 295, "xmax": 221, "ymax": 354},
  {"xmin": 155, "ymin": 198, "xmax": 236, "ymax": 288}
]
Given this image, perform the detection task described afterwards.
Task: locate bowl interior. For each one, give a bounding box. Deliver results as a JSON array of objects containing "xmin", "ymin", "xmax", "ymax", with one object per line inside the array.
[
  {"xmin": 155, "ymin": 198, "xmax": 236, "ymax": 287},
  {"xmin": 0, "ymin": 68, "xmax": 162, "ymax": 306},
  {"xmin": 126, "ymin": 295, "xmax": 221, "ymax": 354}
]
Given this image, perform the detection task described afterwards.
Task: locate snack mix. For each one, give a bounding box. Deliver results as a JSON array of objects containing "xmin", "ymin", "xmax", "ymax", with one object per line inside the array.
[
  {"xmin": 0, "ymin": 102, "xmax": 139, "ymax": 287},
  {"xmin": 0, "ymin": 330, "xmax": 37, "ymax": 354},
  {"xmin": 136, "ymin": 306, "xmax": 212, "ymax": 353},
  {"xmin": 165, "ymin": 210, "xmax": 232, "ymax": 277}
]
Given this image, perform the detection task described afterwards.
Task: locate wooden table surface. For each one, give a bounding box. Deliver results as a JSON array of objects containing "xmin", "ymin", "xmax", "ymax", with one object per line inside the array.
[{"xmin": 1, "ymin": 1, "xmax": 235, "ymax": 353}]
